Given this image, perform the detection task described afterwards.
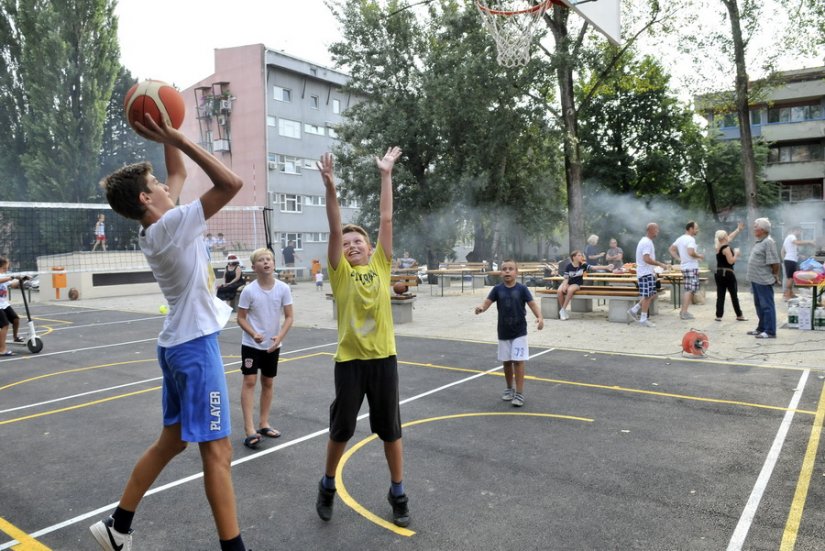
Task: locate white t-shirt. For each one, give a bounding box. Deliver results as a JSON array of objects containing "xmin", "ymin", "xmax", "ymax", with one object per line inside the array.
[
  {"xmin": 783, "ymin": 234, "xmax": 799, "ymax": 262},
  {"xmin": 635, "ymin": 236, "xmax": 657, "ymax": 277},
  {"xmin": 672, "ymin": 234, "xmax": 699, "ymax": 270},
  {"xmin": 237, "ymin": 279, "xmax": 293, "ymax": 350},
  {"xmin": 0, "ymin": 281, "xmax": 10, "ymax": 309},
  {"xmin": 140, "ymin": 200, "xmax": 232, "ymax": 347}
]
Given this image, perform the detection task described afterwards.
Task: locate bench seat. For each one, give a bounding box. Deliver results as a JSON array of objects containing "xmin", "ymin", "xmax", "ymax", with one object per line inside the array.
[{"xmin": 536, "ymin": 288, "xmax": 656, "ymax": 322}]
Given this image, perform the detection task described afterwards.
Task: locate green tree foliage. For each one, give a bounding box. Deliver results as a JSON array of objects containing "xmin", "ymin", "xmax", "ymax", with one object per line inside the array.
[
  {"xmin": 0, "ymin": 0, "xmax": 29, "ymax": 200},
  {"xmin": 16, "ymin": 0, "xmax": 119, "ymax": 203},
  {"xmin": 327, "ymin": 0, "xmax": 565, "ymax": 265}
]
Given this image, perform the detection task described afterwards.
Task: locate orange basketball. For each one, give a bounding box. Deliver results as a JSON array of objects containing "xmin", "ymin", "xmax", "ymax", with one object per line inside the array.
[
  {"xmin": 124, "ymin": 79, "xmax": 185, "ymax": 131},
  {"xmin": 393, "ymin": 282, "xmax": 408, "ymax": 295}
]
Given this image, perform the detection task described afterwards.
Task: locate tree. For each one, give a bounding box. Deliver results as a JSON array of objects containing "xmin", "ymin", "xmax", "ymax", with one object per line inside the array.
[
  {"xmin": 328, "ymin": 0, "xmax": 565, "ymax": 265},
  {"xmin": 17, "ymin": 0, "xmax": 120, "ymax": 203},
  {"xmin": 0, "ymin": 0, "xmax": 30, "ymax": 200}
]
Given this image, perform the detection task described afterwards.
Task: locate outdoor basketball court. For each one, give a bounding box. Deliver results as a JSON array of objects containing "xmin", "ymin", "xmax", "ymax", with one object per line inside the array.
[{"xmin": 1, "ymin": 302, "xmax": 824, "ymax": 550}]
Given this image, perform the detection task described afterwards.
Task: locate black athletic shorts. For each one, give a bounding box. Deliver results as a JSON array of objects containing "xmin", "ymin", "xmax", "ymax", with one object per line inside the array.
[
  {"xmin": 784, "ymin": 260, "xmax": 798, "ymax": 279},
  {"xmin": 240, "ymin": 344, "xmax": 280, "ymax": 378},
  {"xmin": 329, "ymin": 356, "xmax": 401, "ymax": 443},
  {"xmin": 0, "ymin": 306, "xmax": 19, "ymax": 329}
]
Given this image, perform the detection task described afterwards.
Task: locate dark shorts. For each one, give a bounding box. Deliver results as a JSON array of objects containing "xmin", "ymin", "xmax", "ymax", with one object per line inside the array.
[
  {"xmin": 241, "ymin": 345, "xmax": 280, "ymax": 377},
  {"xmin": 0, "ymin": 306, "xmax": 19, "ymax": 328},
  {"xmin": 329, "ymin": 356, "xmax": 402, "ymax": 443},
  {"xmin": 784, "ymin": 260, "xmax": 798, "ymax": 279}
]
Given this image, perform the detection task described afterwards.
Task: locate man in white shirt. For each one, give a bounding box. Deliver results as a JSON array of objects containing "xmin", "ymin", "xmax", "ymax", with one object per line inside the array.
[
  {"xmin": 668, "ymin": 221, "xmax": 704, "ymax": 320},
  {"xmin": 781, "ymin": 226, "xmax": 815, "ymax": 300},
  {"xmin": 628, "ymin": 223, "xmax": 670, "ymax": 327}
]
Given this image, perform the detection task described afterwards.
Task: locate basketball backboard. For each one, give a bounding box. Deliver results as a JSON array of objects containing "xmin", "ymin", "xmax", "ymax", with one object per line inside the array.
[{"xmin": 559, "ymin": 0, "xmax": 621, "ymax": 46}]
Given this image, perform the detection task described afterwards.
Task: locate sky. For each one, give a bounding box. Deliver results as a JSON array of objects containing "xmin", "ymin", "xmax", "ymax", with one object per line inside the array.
[{"xmin": 116, "ymin": 0, "xmax": 341, "ymax": 89}]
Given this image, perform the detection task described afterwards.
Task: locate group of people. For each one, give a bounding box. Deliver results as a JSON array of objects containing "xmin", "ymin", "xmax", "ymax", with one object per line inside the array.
[
  {"xmin": 89, "ymin": 108, "xmax": 411, "ymax": 551},
  {"xmin": 568, "ymin": 220, "xmax": 792, "ymax": 340}
]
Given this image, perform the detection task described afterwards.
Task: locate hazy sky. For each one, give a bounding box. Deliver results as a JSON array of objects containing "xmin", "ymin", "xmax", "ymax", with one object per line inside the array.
[{"xmin": 116, "ymin": 0, "xmax": 340, "ymax": 89}]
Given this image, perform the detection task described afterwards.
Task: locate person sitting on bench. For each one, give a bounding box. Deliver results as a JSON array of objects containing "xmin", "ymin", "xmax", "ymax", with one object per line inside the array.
[{"xmin": 557, "ymin": 250, "xmax": 614, "ymax": 321}]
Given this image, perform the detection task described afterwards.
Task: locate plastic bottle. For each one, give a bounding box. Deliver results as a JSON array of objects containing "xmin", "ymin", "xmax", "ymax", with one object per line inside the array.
[
  {"xmin": 788, "ymin": 303, "xmax": 799, "ymax": 329},
  {"xmin": 815, "ymin": 307, "xmax": 825, "ymax": 331}
]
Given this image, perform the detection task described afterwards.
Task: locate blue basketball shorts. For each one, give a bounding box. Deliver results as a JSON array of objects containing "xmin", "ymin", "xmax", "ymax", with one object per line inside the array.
[{"xmin": 158, "ymin": 332, "xmax": 231, "ymax": 443}]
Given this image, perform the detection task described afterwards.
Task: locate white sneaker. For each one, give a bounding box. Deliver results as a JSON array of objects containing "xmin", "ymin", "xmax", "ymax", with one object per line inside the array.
[
  {"xmin": 559, "ymin": 308, "xmax": 569, "ymax": 320},
  {"xmin": 638, "ymin": 319, "xmax": 656, "ymax": 328},
  {"xmin": 501, "ymin": 388, "xmax": 515, "ymax": 401},
  {"xmin": 626, "ymin": 308, "xmax": 640, "ymax": 322},
  {"xmin": 679, "ymin": 312, "xmax": 695, "ymax": 320},
  {"xmin": 90, "ymin": 517, "xmax": 132, "ymax": 551},
  {"xmin": 512, "ymin": 393, "xmax": 525, "ymax": 407}
]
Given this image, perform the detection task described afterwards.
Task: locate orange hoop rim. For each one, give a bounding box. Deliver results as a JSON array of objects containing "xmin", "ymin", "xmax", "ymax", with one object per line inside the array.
[{"xmin": 475, "ymin": 0, "xmax": 558, "ymax": 17}]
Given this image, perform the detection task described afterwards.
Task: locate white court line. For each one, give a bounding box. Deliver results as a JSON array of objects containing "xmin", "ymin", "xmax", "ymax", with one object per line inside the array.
[
  {"xmin": 0, "ymin": 347, "xmax": 553, "ymax": 549},
  {"xmin": 727, "ymin": 369, "xmax": 810, "ymax": 551},
  {"xmin": 0, "ymin": 341, "xmax": 336, "ymax": 415}
]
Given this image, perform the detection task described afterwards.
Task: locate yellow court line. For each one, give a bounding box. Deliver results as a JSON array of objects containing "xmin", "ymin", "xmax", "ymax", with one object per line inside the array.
[
  {"xmin": 406, "ymin": 361, "xmax": 817, "ymax": 416},
  {"xmin": 335, "ymin": 411, "xmax": 593, "ymax": 537},
  {"xmin": 0, "ymin": 517, "xmax": 51, "ymax": 550},
  {"xmin": 780, "ymin": 380, "xmax": 825, "ymax": 550},
  {"xmin": 0, "ymin": 353, "xmax": 327, "ymax": 425}
]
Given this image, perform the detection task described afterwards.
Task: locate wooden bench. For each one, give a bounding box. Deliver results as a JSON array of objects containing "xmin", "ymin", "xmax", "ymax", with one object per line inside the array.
[{"xmin": 536, "ymin": 287, "xmax": 656, "ymax": 322}]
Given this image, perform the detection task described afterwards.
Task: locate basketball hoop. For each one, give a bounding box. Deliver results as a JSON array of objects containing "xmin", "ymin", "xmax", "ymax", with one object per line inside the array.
[{"xmin": 475, "ymin": 0, "xmax": 557, "ymax": 67}]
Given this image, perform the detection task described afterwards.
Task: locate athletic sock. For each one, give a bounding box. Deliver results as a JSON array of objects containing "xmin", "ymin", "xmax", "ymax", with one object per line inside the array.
[
  {"xmin": 219, "ymin": 534, "xmax": 246, "ymax": 551},
  {"xmin": 640, "ymin": 313, "xmax": 648, "ymax": 322},
  {"xmin": 322, "ymin": 474, "xmax": 336, "ymax": 491},
  {"xmin": 390, "ymin": 480, "xmax": 405, "ymax": 497},
  {"xmin": 111, "ymin": 507, "xmax": 134, "ymax": 534}
]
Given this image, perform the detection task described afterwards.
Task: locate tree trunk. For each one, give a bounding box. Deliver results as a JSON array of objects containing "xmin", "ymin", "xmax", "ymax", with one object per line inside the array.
[{"xmin": 723, "ymin": 0, "xmax": 759, "ymax": 231}]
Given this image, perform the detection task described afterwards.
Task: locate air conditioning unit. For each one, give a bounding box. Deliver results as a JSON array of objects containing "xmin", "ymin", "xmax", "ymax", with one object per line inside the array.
[
  {"xmin": 213, "ymin": 139, "xmax": 231, "ymax": 152},
  {"xmin": 220, "ymin": 99, "xmax": 232, "ymax": 111},
  {"xmin": 268, "ymin": 161, "xmax": 278, "ymax": 170},
  {"xmin": 217, "ymin": 115, "xmax": 227, "ymax": 126}
]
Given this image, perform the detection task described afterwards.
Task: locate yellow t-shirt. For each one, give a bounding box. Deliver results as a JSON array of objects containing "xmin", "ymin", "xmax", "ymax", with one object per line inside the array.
[{"xmin": 329, "ymin": 243, "xmax": 396, "ymax": 362}]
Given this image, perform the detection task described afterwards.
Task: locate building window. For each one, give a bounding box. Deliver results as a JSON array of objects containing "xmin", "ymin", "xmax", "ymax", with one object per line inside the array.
[
  {"xmin": 277, "ymin": 155, "xmax": 302, "ymax": 174},
  {"xmin": 720, "ymin": 113, "xmax": 737, "ymax": 128},
  {"xmin": 332, "ymin": 99, "xmax": 341, "ymax": 114},
  {"xmin": 304, "ymin": 195, "xmax": 326, "ymax": 206},
  {"xmin": 277, "ymin": 194, "xmax": 303, "ymax": 213},
  {"xmin": 303, "ymin": 159, "xmax": 319, "ymax": 170},
  {"xmin": 327, "ymin": 125, "xmax": 338, "ymax": 139},
  {"xmin": 267, "ymin": 115, "xmax": 276, "ymax": 127},
  {"xmin": 305, "ymin": 232, "xmax": 329, "ymax": 242},
  {"xmin": 279, "ymin": 233, "xmax": 303, "ymax": 249},
  {"xmin": 278, "ymin": 118, "xmax": 301, "ymax": 139},
  {"xmin": 339, "ymin": 197, "xmax": 360, "ymax": 208},
  {"xmin": 767, "ymin": 103, "xmax": 823, "ymax": 124},
  {"xmin": 750, "ymin": 110, "xmax": 761, "ymax": 125},
  {"xmin": 310, "ymin": 95, "xmax": 320, "ymax": 109},
  {"xmin": 304, "ymin": 123, "xmax": 325, "ymax": 135},
  {"xmin": 768, "ymin": 143, "xmax": 824, "ymax": 163},
  {"xmin": 274, "ymin": 86, "xmax": 291, "ymax": 102},
  {"xmin": 779, "ymin": 181, "xmax": 823, "ymax": 202}
]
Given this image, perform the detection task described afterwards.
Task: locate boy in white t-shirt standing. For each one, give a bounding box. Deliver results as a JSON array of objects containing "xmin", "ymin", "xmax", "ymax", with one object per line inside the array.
[
  {"xmin": 781, "ymin": 227, "xmax": 815, "ymax": 300},
  {"xmin": 668, "ymin": 221, "xmax": 704, "ymax": 320},
  {"xmin": 236, "ymin": 248, "xmax": 294, "ymax": 449},
  {"xmin": 91, "ymin": 115, "xmax": 247, "ymax": 551}
]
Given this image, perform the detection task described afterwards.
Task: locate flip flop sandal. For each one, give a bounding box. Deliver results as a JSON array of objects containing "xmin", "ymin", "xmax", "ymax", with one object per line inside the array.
[
  {"xmin": 243, "ymin": 434, "xmax": 262, "ymax": 449},
  {"xmin": 13, "ymin": 337, "xmax": 24, "ymax": 343},
  {"xmin": 736, "ymin": 317, "xmax": 748, "ymax": 321},
  {"xmin": 2, "ymin": 351, "xmax": 14, "ymax": 356},
  {"xmin": 258, "ymin": 427, "xmax": 281, "ymax": 438}
]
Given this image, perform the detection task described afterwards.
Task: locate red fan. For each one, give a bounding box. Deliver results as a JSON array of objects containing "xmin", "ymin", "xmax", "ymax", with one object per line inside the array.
[{"xmin": 682, "ymin": 330, "xmax": 709, "ymax": 357}]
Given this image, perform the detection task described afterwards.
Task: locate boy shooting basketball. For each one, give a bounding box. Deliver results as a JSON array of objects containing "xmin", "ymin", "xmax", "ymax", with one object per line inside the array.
[
  {"xmin": 315, "ymin": 147, "xmax": 410, "ymax": 528},
  {"xmin": 90, "ymin": 114, "xmax": 247, "ymax": 551}
]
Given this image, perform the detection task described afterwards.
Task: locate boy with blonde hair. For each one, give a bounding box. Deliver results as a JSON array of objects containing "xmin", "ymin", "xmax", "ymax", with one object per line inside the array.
[
  {"xmin": 236, "ymin": 247, "xmax": 294, "ymax": 449},
  {"xmin": 315, "ymin": 147, "xmax": 411, "ymax": 528}
]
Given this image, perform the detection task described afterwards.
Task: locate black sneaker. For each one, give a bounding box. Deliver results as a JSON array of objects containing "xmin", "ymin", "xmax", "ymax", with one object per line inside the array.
[
  {"xmin": 387, "ymin": 491, "xmax": 410, "ymax": 527},
  {"xmin": 316, "ymin": 480, "xmax": 336, "ymax": 521}
]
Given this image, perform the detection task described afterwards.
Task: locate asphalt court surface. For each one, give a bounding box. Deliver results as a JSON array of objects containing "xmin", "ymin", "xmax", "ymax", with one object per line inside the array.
[{"xmin": 2, "ymin": 304, "xmax": 825, "ymax": 550}]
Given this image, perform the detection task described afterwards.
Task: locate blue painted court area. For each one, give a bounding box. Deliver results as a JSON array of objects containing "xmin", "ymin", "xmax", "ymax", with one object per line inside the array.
[{"xmin": 1, "ymin": 303, "xmax": 824, "ymax": 550}]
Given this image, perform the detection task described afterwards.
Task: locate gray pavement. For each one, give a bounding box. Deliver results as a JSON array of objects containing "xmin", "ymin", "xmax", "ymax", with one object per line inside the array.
[{"xmin": 52, "ymin": 281, "xmax": 824, "ymax": 371}]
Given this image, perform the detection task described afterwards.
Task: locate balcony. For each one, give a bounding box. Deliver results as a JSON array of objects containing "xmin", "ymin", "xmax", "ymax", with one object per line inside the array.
[
  {"xmin": 761, "ymin": 120, "xmax": 825, "ymax": 142},
  {"xmin": 765, "ymin": 160, "xmax": 825, "ymax": 182}
]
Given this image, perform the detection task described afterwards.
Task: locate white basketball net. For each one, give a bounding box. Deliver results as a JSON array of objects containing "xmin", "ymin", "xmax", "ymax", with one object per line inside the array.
[{"xmin": 476, "ymin": 0, "xmax": 553, "ymax": 67}]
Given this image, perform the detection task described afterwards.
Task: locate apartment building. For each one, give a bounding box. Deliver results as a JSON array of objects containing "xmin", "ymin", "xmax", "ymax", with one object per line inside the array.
[
  {"xmin": 696, "ymin": 66, "xmax": 825, "ymax": 244},
  {"xmin": 178, "ymin": 44, "xmax": 361, "ymax": 270}
]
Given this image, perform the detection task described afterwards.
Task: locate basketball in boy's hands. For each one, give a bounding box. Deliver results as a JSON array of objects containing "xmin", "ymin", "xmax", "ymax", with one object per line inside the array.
[
  {"xmin": 392, "ymin": 282, "xmax": 408, "ymax": 295},
  {"xmin": 124, "ymin": 80, "xmax": 185, "ymax": 131}
]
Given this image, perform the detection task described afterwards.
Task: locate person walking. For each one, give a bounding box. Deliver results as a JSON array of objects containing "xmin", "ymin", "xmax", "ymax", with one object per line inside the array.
[
  {"xmin": 668, "ymin": 221, "xmax": 704, "ymax": 320},
  {"xmin": 627, "ymin": 223, "xmax": 669, "ymax": 327}
]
